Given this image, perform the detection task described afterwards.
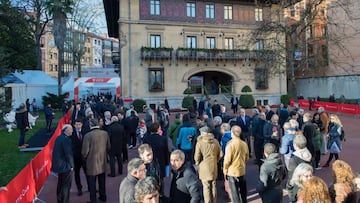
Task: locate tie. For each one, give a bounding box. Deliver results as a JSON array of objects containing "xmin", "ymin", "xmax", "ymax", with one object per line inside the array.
[
  {"xmin": 78, "ymin": 131, "xmax": 82, "ymax": 141},
  {"xmin": 75, "ymin": 110, "xmax": 78, "ymax": 120}
]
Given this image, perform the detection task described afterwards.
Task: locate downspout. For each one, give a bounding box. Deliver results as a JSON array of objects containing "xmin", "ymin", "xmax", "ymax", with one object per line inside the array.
[{"xmin": 128, "ymin": 0, "xmax": 132, "ymax": 98}]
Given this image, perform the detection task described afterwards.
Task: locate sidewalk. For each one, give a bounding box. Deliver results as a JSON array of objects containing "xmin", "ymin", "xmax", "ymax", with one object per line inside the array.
[{"xmin": 37, "ymin": 112, "xmax": 360, "ymax": 203}]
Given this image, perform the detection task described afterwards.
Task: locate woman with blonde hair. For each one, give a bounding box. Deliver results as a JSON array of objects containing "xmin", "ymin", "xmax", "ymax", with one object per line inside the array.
[
  {"xmin": 323, "ymin": 114, "xmax": 343, "ymax": 168},
  {"xmin": 287, "ymin": 163, "xmax": 314, "ymax": 202},
  {"xmin": 329, "ymin": 160, "xmax": 357, "ymax": 203},
  {"xmin": 297, "ymin": 176, "xmax": 331, "ymax": 203}
]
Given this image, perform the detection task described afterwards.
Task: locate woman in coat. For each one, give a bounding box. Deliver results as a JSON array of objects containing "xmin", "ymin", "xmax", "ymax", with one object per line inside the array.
[
  {"xmin": 323, "ymin": 114, "xmax": 343, "ymax": 168},
  {"xmin": 194, "ymin": 126, "xmax": 223, "ymax": 203}
]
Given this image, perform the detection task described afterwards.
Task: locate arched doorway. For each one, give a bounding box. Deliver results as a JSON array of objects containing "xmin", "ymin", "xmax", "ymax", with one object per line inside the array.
[{"xmin": 188, "ymin": 71, "xmax": 233, "ymax": 94}]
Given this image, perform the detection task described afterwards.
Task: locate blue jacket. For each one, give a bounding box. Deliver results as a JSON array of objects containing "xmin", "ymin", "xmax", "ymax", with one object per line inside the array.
[
  {"xmin": 279, "ymin": 131, "xmax": 295, "ymax": 159},
  {"xmin": 177, "ymin": 125, "xmax": 197, "ymax": 150},
  {"xmin": 221, "ymin": 130, "xmax": 232, "ymax": 153}
]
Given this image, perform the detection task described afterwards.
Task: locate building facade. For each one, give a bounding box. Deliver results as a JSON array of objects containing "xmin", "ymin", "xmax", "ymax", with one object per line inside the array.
[
  {"xmin": 105, "ymin": 0, "xmax": 287, "ymax": 107},
  {"xmin": 286, "ymin": 0, "xmax": 360, "ymax": 99}
]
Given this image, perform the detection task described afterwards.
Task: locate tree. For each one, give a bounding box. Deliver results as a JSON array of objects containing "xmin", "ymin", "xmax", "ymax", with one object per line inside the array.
[
  {"xmin": 13, "ymin": 0, "xmax": 51, "ymax": 71},
  {"xmin": 0, "ymin": 0, "xmax": 37, "ymax": 78},
  {"xmin": 250, "ymin": 0, "xmax": 360, "ymax": 96},
  {"xmin": 66, "ymin": 0, "xmax": 104, "ymax": 77},
  {"xmin": 45, "ymin": 0, "xmax": 74, "ymax": 95}
]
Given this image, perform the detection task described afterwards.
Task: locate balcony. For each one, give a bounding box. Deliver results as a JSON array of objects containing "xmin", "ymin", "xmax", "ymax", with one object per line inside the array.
[
  {"xmin": 175, "ymin": 48, "xmax": 274, "ymax": 61},
  {"xmin": 141, "ymin": 47, "xmax": 173, "ymax": 60}
]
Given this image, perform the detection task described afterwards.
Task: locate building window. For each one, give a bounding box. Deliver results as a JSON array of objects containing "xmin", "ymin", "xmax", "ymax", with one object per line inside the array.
[
  {"xmin": 290, "ymin": 5, "xmax": 295, "ymax": 17},
  {"xmin": 150, "ymin": 35, "xmax": 161, "ymax": 48},
  {"xmin": 255, "ymin": 8, "xmax": 263, "ymax": 22},
  {"xmin": 322, "ymin": 45, "xmax": 328, "ymax": 65},
  {"xmin": 224, "ymin": 38, "xmax": 234, "ymax": 49},
  {"xmin": 49, "ymin": 64, "xmax": 53, "ymax": 71},
  {"xmin": 224, "ymin": 5, "xmax": 233, "ymax": 20},
  {"xmin": 255, "ymin": 68, "xmax": 268, "ymax": 89},
  {"xmin": 206, "ymin": 37, "xmax": 216, "ymax": 49},
  {"xmin": 55, "ymin": 65, "xmax": 58, "ymax": 71},
  {"xmin": 54, "ymin": 53, "xmax": 57, "ymax": 59},
  {"xmin": 206, "ymin": 4, "xmax": 215, "ymax": 19},
  {"xmin": 322, "ymin": 25, "xmax": 327, "ymax": 37},
  {"xmin": 50, "ymin": 53, "xmax": 53, "ymax": 59},
  {"xmin": 187, "ymin": 36, "xmax": 197, "ymax": 48},
  {"xmin": 187, "ymin": 2, "xmax": 196, "ymax": 17},
  {"xmin": 256, "ymin": 39, "xmax": 264, "ymax": 50},
  {"xmin": 150, "ymin": 0, "xmax": 160, "ymax": 15},
  {"xmin": 149, "ymin": 68, "xmax": 164, "ymax": 91}
]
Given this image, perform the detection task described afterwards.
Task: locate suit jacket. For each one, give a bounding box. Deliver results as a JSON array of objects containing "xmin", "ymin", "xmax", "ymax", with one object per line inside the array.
[
  {"xmin": 236, "ymin": 115, "xmax": 252, "ymax": 132},
  {"xmin": 107, "ymin": 122, "xmax": 125, "ymax": 155},
  {"xmin": 71, "ymin": 108, "xmax": 85, "ymax": 124},
  {"xmin": 143, "ymin": 133, "xmax": 169, "ymax": 178},
  {"xmin": 71, "ymin": 128, "xmax": 85, "ymax": 161},
  {"xmin": 51, "ymin": 134, "xmax": 74, "ymax": 173},
  {"xmin": 82, "ymin": 127, "xmax": 110, "ymax": 176}
]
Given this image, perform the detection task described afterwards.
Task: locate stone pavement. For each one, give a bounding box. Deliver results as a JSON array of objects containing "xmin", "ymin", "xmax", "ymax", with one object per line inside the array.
[{"xmin": 37, "ymin": 111, "xmax": 360, "ymax": 203}]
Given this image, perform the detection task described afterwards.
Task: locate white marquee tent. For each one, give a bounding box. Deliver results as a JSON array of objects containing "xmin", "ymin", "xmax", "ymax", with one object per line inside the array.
[{"xmin": 2, "ymin": 70, "xmax": 58, "ymax": 109}]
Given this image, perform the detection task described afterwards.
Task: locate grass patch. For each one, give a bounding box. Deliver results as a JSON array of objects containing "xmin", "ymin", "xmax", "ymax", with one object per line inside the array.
[{"xmin": 0, "ymin": 111, "xmax": 61, "ymax": 186}]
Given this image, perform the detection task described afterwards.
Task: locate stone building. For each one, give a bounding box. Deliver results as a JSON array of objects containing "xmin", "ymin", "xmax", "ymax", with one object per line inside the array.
[{"xmin": 104, "ymin": 0, "xmax": 287, "ymax": 108}]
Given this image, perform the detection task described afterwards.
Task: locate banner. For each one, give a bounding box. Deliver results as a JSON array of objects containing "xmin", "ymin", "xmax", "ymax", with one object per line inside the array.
[
  {"xmin": 31, "ymin": 145, "xmax": 52, "ymax": 193},
  {"xmin": 0, "ymin": 164, "xmax": 36, "ymax": 203},
  {"xmin": 296, "ymin": 99, "xmax": 359, "ymax": 115}
]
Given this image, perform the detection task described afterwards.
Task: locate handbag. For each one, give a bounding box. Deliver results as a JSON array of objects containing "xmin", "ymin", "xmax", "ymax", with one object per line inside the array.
[{"xmin": 329, "ymin": 142, "xmax": 341, "ymax": 153}]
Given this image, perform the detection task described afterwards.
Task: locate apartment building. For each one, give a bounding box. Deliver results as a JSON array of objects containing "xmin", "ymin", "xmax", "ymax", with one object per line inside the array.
[
  {"xmin": 286, "ymin": 0, "xmax": 360, "ymax": 98},
  {"xmin": 104, "ymin": 0, "xmax": 287, "ymax": 106}
]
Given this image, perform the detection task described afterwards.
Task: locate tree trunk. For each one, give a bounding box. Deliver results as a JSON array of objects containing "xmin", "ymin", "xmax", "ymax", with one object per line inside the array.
[{"xmin": 53, "ymin": 11, "xmax": 67, "ymax": 96}]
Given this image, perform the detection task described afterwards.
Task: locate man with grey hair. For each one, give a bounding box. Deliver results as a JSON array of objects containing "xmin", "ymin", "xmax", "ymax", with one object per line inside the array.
[
  {"xmin": 119, "ymin": 158, "xmax": 147, "ymax": 203},
  {"xmin": 107, "ymin": 116, "xmax": 126, "ymax": 177},
  {"xmin": 82, "ymin": 118, "xmax": 110, "ymax": 203},
  {"xmin": 170, "ymin": 150, "xmax": 202, "ymax": 203},
  {"xmin": 223, "ymin": 125, "xmax": 249, "ymax": 203},
  {"xmin": 134, "ymin": 176, "xmax": 160, "ymax": 203},
  {"xmin": 287, "ymin": 134, "xmax": 312, "ymax": 181},
  {"xmin": 51, "ymin": 124, "xmax": 74, "ymax": 203}
]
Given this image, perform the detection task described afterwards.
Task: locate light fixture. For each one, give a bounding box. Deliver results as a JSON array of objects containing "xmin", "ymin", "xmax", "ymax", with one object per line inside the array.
[
  {"xmin": 219, "ymin": 32, "xmax": 224, "ymax": 37},
  {"xmin": 200, "ymin": 32, "xmax": 206, "ymax": 36},
  {"xmin": 180, "ymin": 31, "xmax": 184, "ymax": 35}
]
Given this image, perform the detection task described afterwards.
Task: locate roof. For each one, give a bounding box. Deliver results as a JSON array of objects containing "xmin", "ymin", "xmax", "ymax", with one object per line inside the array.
[{"xmin": 2, "ymin": 70, "xmax": 57, "ymax": 86}]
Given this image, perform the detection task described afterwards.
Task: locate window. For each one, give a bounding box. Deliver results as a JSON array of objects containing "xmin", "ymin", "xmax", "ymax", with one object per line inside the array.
[
  {"xmin": 50, "ymin": 53, "xmax": 53, "ymax": 59},
  {"xmin": 55, "ymin": 65, "xmax": 58, "ymax": 71},
  {"xmin": 256, "ymin": 39, "xmax": 264, "ymax": 50},
  {"xmin": 224, "ymin": 5, "xmax": 233, "ymax": 20},
  {"xmin": 255, "ymin": 8, "xmax": 263, "ymax": 22},
  {"xmin": 149, "ymin": 68, "xmax": 164, "ymax": 91},
  {"xmin": 322, "ymin": 45, "xmax": 328, "ymax": 65},
  {"xmin": 150, "ymin": 35, "xmax": 161, "ymax": 48},
  {"xmin": 49, "ymin": 64, "xmax": 53, "ymax": 71},
  {"xmin": 187, "ymin": 36, "xmax": 197, "ymax": 48},
  {"xmin": 255, "ymin": 68, "xmax": 268, "ymax": 89},
  {"xmin": 206, "ymin": 4, "xmax": 215, "ymax": 19},
  {"xmin": 206, "ymin": 37, "xmax": 216, "ymax": 49},
  {"xmin": 187, "ymin": 2, "xmax": 196, "ymax": 17},
  {"xmin": 54, "ymin": 53, "xmax": 57, "ymax": 59},
  {"xmin": 290, "ymin": 5, "xmax": 295, "ymax": 17},
  {"xmin": 322, "ymin": 25, "xmax": 327, "ymax": 37},
  {"xmin": 150, "ymin": 0, "xmax": 160, "ymax": 15},
  {"xmin": 224, "ymin": 38, "xmax": 234, "ymax": 49}
]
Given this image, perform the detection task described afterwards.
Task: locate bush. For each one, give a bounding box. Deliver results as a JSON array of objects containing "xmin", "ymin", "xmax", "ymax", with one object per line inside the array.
[
  {"xmin": 42, "ymin": 93, "xmax": 68, "ymax": 109},
  {"xmin": 239, "ymin": 85, "xmax": 255, "ymax": 109},
  {"xmin": 280, "ymin": 94, "xmax": 291, "ymax": 105},
  {"xmin": 183, "ymin": 88, "xmax": 193, "ymax": 95},
  {"xmin": 182, "ymin": 96, "xmax": 194, "ymax": 109},
  {"xmin": 239, "ymin": 95, "xmax": 255, "ymax": 109},
  {"xmin": 132, "ymin": 99, "xmax": 146, "ymax": 113}
]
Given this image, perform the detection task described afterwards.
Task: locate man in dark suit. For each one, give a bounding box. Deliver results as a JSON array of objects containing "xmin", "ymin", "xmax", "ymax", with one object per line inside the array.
[
  {"xmin": 70, "ymin": 119, "xmax": 89, "ymax": 196},
  {"xmin": 107, "ymin": 116, "xmax": 126, "ymax": 177},
  {"xmin": 71, "ymin": 102, "xmax": 85, "ymax": 125},
  {"xmin": 51, "ymin": 124, "xmax": 74, "ymax": 203},
  {"xmin": 143, "ymin": 122, "xmax": 169, "ymax": 192},
  {"xmin": 230, "ymin": 95, "xmax": 239, "ymax": 114},
  {"xmin": 236, "ymin": 108, "xmax": 252, "ymax": 157}
]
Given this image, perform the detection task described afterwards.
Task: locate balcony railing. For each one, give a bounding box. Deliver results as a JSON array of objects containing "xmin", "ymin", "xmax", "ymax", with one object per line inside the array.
[
  {"xmin": 141, "ymin": 47, "xmax": 173, "ymax": 60},
  {"xmin": 175, "ymin": 48, "xmax": 275, "ymax": 61}
]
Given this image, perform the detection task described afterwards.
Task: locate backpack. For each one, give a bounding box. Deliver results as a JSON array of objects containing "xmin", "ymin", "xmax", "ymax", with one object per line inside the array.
[
  {"xmin": 340, "ymin": 128, "xmax": 346, "ymax": 141},
  {"xmin": 160, "ymin": 109, "xmax": 170, "ymax": 128}
]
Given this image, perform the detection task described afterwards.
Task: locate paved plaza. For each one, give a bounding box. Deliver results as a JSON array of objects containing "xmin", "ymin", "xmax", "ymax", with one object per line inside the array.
[{"xmin": 37, "ymin": 111, "xmax": 360, "ymax": 203}]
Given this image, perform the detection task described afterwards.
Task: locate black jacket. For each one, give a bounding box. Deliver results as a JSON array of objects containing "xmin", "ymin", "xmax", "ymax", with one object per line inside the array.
[
  {"xmin": 107, "ymin": 122, "xmax": 125, "ymax": 155},
  {"xmin": 170, "ymin": 163, "xmax": 202, "ymax": 203},
  {"xmin": 51, "ymin": 134, "xmax": 74, "ymax": 173},
  {"xmin": 143, "ymin": 133, "xmax": 169, "ymax": 178}
]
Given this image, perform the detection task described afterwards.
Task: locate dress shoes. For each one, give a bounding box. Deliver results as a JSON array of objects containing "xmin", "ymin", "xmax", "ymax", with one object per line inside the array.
[{"xmin": 77, "ymin": 190, "xmax": 83, "ymax": 196}]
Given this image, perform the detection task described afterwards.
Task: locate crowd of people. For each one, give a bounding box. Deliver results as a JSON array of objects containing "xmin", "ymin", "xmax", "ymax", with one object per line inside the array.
[{"xmin": 50, "ymin": 95, "xmax": 360, "ymax": 203}]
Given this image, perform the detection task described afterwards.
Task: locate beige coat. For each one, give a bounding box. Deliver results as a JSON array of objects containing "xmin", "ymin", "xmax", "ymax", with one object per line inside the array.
[
  {"xmin": 82, "ymin": 127, "xmax": 110, "ymax": 176},
  {"xmin": 223, "ymin": 136, "xmax": 249, "ymax": 177},
  {"xmin": 194, "ymin": 133, "xmax": 223, "ymax": 181}
]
